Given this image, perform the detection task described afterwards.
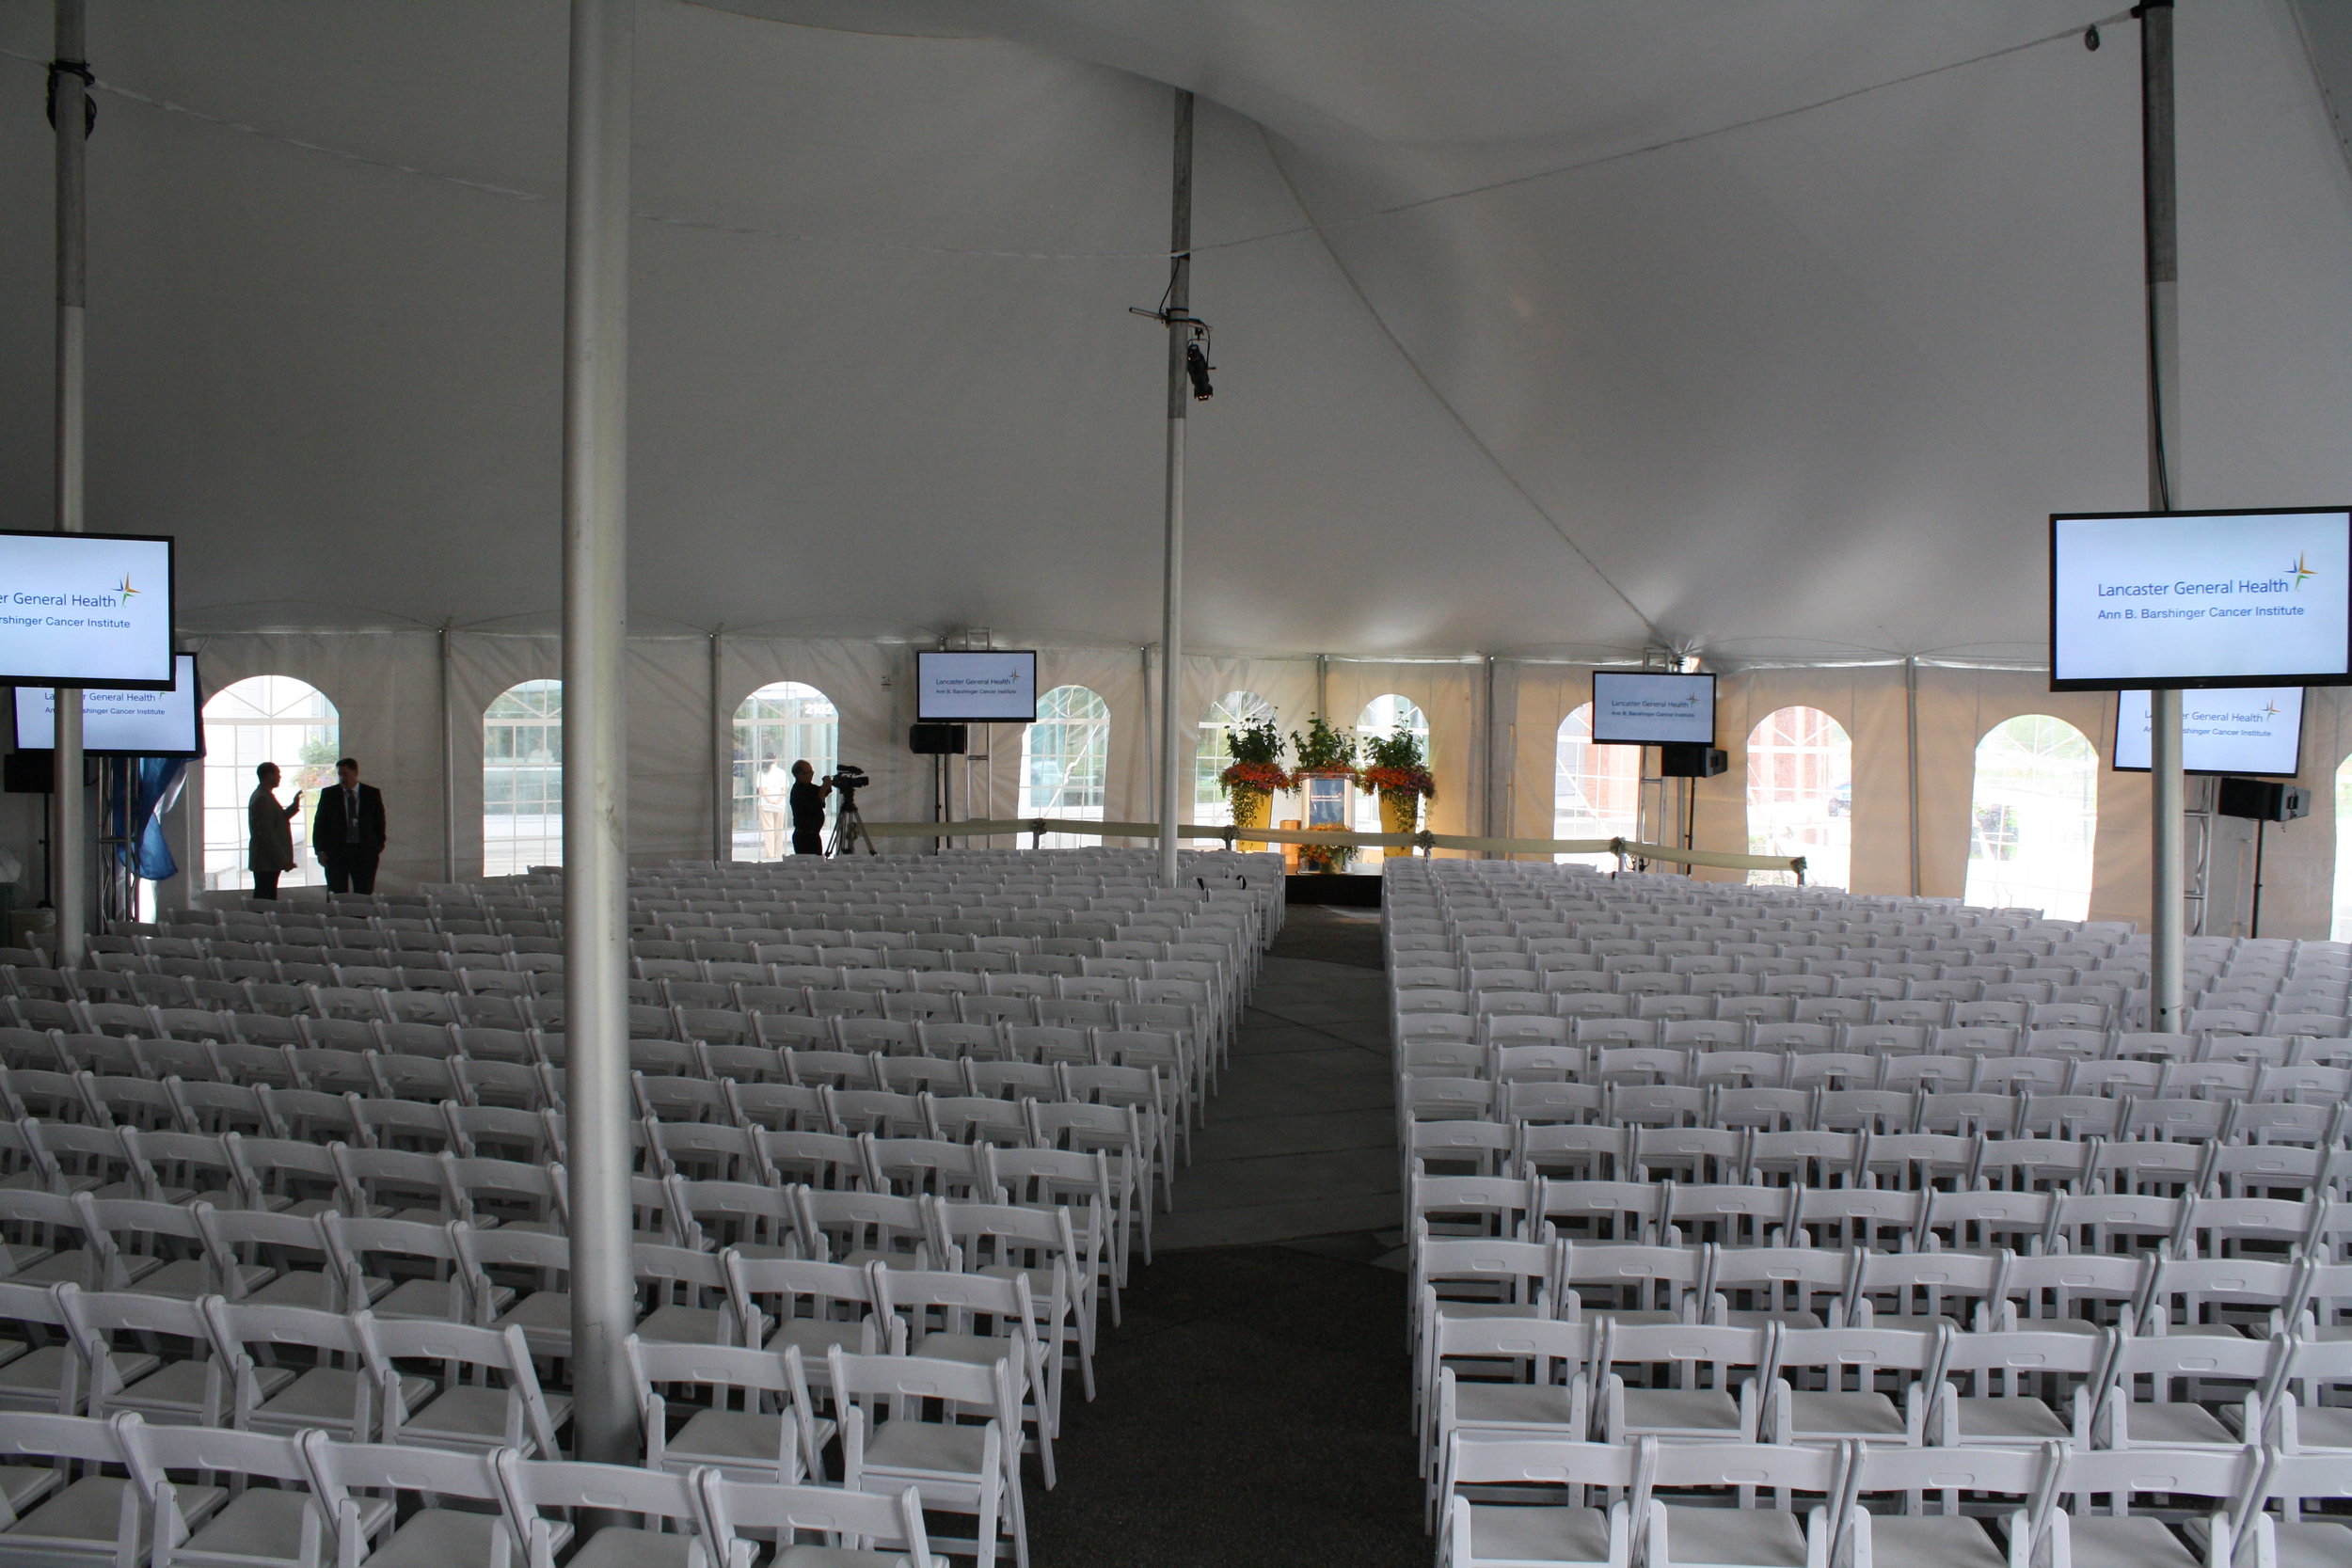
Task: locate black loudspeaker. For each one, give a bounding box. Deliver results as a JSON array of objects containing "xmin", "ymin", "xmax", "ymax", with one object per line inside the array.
[
  {"xmin": 2217, "ymin": 777, "xmax": 2311, "ymax": 823},
  {"xmin": 1659, "ymin": 744, "xmax": 1728, "ymax": 778},
  {"xmin": 908, "ymin": 723, "xmax": 969, "ymax": 756},
  {"xmin": 3, "ymin": 752, "xmax": 95, "ymax": 793}
]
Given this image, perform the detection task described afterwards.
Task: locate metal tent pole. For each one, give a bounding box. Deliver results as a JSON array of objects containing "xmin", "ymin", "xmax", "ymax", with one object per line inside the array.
[
  {"xmin": 560, "ymin": 0, "xmax": 636, "ymax": 1466},
  {"xmin": 439, "ymin": 624, "xmax": 457, "ymax": 883},
  {"xmin": 1905, "ymin": 656, "xmax": 1922, "ymax": 896},
  {"xmin": 709, "ymin": 630, "xmax": 727, "ymax": 863},
  {"xmin": 49, "ymin": 0, "xmax": 89, "ymax": 967},
  {"xmin": 1156, "ymin": 90, "xmax": 1193, "ymax": 887},
  {"xmin": 2141, "ymin": 0, "xmax": 2185, "ymax": 1033}
]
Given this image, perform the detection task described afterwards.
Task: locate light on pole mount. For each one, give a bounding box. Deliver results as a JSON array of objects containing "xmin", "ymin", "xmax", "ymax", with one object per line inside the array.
[{"xmin": 1129, "ymin": 304, "xmax": 1216, "ymax": 401}]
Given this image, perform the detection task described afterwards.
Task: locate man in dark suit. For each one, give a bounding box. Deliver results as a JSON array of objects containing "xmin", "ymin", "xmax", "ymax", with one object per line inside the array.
[{"xmin": 311, "ymin": 756, "xmax": 388, "ymax": 894}]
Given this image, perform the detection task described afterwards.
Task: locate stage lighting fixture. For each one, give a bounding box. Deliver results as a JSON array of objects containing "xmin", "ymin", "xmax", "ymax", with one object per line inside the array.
[{"xmin": 1185, "ymin": 340, "xmax": 1215, "ymax": 401}]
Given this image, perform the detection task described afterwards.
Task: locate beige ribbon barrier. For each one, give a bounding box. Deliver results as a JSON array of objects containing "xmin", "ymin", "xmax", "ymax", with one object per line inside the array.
[{"xmin": 855, "ymin": 818, "xmax": 1807, "ymax": 879}]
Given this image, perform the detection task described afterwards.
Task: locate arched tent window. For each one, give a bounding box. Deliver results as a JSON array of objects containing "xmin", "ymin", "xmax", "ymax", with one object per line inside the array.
[
  {"xmin": 732, "ymin": 682, "xmax": 837, "ymax": 861},
  {"xmin": 2334, "ymin": 756, "xmax": 2352, "ymax": 941},
  {"xmin": 202, "ymin": 676, "xmax": 339, "ymax": 893},
  {"xmin": 1021, "ymin": 685, "xmax": 1109, "ymax": 847},
  {"xmin": 1195, "ymin": 690, "xmax": 1275, "ymax": 827},
  {"xmin": 1746, "ymin": 705, "xmax": 1852, "ymax": 887},
  {"xmin": 485, "ymin": 680, "xmax": 561, "ymax": 876},
  {"xmin": 1554, "ymin": 704, "xmax": 1641, "ymax": 870},
  {"xmin": 1353, "ymin": 694, "xmax": 1430, "ymax": 835},
  {"xmin": 1963, "ymin": 715, "xmax": 2098, "ymax": 919}
]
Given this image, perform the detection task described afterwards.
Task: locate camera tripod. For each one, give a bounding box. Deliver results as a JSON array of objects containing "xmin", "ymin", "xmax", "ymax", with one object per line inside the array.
[{"xmin": 827, "ymin": 788, "xmax": 877, "ymax": 856}]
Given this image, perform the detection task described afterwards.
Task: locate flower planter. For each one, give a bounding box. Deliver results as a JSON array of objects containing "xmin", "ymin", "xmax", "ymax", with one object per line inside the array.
[
  {"xmin": 1230, "ymin": 784, "xmax": 1272, "ymax": 853},
  {"xmin": 1378, "ymin": 790, "xmax": 1419, "ymax": 858}
]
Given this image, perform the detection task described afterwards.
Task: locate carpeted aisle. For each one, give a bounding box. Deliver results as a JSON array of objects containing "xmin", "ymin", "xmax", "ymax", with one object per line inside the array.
[
  {"xmin": 1025, "ymin": 901, "xmax": 1425, "ymax": 1566},
  {"xmin": 1024, "ymin": 1243, "xmax": 1426, "ymax": 1568}
]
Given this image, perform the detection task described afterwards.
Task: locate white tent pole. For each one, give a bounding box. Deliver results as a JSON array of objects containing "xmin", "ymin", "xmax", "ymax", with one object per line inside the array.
[
  {"xmin": 561, "ymin": 0, "xmax": 636, "ymax": 1465},
  {"xmin": 1905, "ymin": 656, "xmax": 1922, "ymax": 896},
  {"xmin": 2142, "ymin": 0, "xmax": 2185, "ymax": 1033},
  {"xmin": 1156, "ymin": 89, "xmax": 1193, "ymax": 887},
  {"xmin": 439, "ymin": 623, "xmax": 457, "ymax": 883},
  {"xmin": 49, "ymin": 0, "xmax": 88, "ymax": 968},
  {"xmin": 709, "ymin": 630, "xmax": 727, "ymax": 863}
]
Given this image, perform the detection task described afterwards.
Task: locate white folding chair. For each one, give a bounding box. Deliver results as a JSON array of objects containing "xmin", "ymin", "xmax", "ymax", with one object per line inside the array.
[
  {"xmin": 492, "ymin": 1451, "xmax": 716, "ymax": 1568},
  {"xmin": 828, "ymin": 1347, "xmax": 1027, "ymax": 1568},
  {"xmin": 693, "ymin": 1471, "xmax": 934, "ymax": 1568},
  {"xmin": 1438, "ymin": 1435, "xmax": 1635, "ymax": 1568}
]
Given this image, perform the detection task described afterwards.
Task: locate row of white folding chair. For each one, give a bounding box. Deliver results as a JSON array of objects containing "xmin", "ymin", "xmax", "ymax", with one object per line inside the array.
[
  {"xmin": 1410, "ymin": 1077, "xmax": 2352, "ymax": 1147},
  {"xmin": 0, "ymin": 1074, "xmax": 1165, "ymax": 1221},
  {"xmin": 0, "ymin": 1196, "xmax": 1091, "ymax": 1404},
  {"xmin": 0, "ymin": 1410, "xmax": 944, "ymax": 1568},
  {"xmin": 1413, "ymin": 1232, "xmax": 2352, "ymax": 1349},
  {"xmin": 1410, "ymin": 1039, "xmax": 2352, "ymax": 1108},
  {"xmin": 1434, "ymin": 1433, "xmax": 2351, "ymax": 1568},
  {"xmin": 1430, "ymin": 1119, "xmax": 2352, "ymax": 1202},
  {"xmin": 1422, "ymin": 1317, "xmax": 2339, "ymax": 1528},
  {"xmin": 1414, "ymin": 1175, "xmax": 2342, "ymax": 1262}
]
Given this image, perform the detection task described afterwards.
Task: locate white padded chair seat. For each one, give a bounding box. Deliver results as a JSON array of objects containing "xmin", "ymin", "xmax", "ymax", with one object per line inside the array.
[
  {"xmin": 865, "ymin": 1418, "xmax": 991, "ymax": 1476},
  {"xmin": 109, "ymin": 1357, "xmax": 291, "ymax": 1421},
  {"xmin": 0, "ymin": 1345, "xmax": 125, "ymax": 1408},
  {"xmin": 0, "ymin": 1475, "xmax": 223, "ymax": 1559},
  {"xmin": 2274, "ymin": 1521, "xmax": 2352, "ymax": 1568},
  {"xmin": 0, "ymin": 1463, "xmax": 58, "ymax": 1515},
  {"xmin": 2060, "ymin": 1515, "xmax": 2201, "ymax": 1568},
  {"xmin": 1618, "ymin": 1388, "xmax": 1740, "ymax": 1435},
  {"xmin": 176, "ymin": 1486, "xmax": 390, "ymax": 1568},
  {"xmin": 1951, "ymin": 1397, "xmax": 2070, "ymax": 1442},
  {"xmin": 247, "ymin": 1368, "xmax": 432, "ymax": 1436},
  {"xmin": 2117, "ymin": 1402, "xmax": 2236, "ymax": 1448},
  {"xmin": 1465, "ymin": 1502, "xmax": 1615, "ymax": 1565},
  {"xmin": 1785, "ymin": 1389, "xmax": 1905, "ymax": 1439},
  {"xmin": 399, "ymin": 1386, "xmax": 573, "ymax": 1451},
  {"xmin": 242, "ymin": 1269, "xmax": 389, "ymax": 1310},
  {"xmin": 566, "ymin": 1526, "xmax": 704, "ymax": 1568},
  {"xmin": 2289, "ymin": 1406, "xmax": 2352, "ymax": 1448},
  {"xmin": 349, "ymin": 1507, "xmax": 518, "ymax": 1568},
  {"xmin": 122, "ymin": 1259, "xmax": 273, "ymax": 1300},
  {"xmin": 1859, "ymin": 1513, "xmax": 2008, "ymax": 1568},
  {"xmin": 776, "ymin": 1547, "xmax": 915, "ymax": 1568},
  {"xmin": 371, "ymin": 1277, "xmax": 514, "ymax": 1322},
  {"xmin": 1655, "ymin": 1504, "xmax": 1810, "ymax": 1568},
  {"xmin": 768, "ymin": 1318, "xmax": 866, "ymax": 1364},
  {"xmin": 1452, "ymin": 1384, "xmax": 1584, "ymax": 1429},
  {"xmin": 660, "ymin": 1409, "xmax": 829, "ymax": 1480}
]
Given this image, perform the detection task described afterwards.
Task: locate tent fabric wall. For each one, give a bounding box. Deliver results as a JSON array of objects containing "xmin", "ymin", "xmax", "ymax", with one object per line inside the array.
[
  {"xmin": 126, "ymin": 631, "xmax": 2352, "ymax": 941},
  {"xmin": 1323, "ymin": 658, "xmax": 1481, "ymax": 842}
]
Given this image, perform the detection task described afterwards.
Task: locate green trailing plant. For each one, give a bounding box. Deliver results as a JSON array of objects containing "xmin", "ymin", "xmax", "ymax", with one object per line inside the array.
[
  {"xmin": 1360, "ymin": 731, "xmax": 1436, "ymax": 800},
  {"xmin": 1290, "ymin": 714, "xmax": 1358, "ymax": 775},
  {"xmin": 1219, "ymin": 719, "xmax": 1292, "ymax": 806}
]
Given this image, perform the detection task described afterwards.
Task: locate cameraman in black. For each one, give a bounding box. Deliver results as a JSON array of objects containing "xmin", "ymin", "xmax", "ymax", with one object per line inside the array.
[{"xmin": 787, "ymin": 760, "xmax": 833, "ymax": 855}]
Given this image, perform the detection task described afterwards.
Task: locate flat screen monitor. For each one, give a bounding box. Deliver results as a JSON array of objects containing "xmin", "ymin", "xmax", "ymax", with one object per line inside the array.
[
  {"xmin": 915, "ymin": 650, "xmax": 1038, "ymax": 723},
  {"xmin": 2049, "ymin": 508, "xmax": 2352, "ymax": 690},
  {"xmin": 14, "ymin": 653, "xmax": 203, "ymax": 757},
  {"xmin": 0, "ymin": 531, "xmax": 175, "ymax": 689},
  {"xmin": 1590, "ymin": 671, "xmax": 1717, "ymax": 745},
  {"xmin": 2111, "ymin": 686, "xmax": 2304, "ymax": 777}
]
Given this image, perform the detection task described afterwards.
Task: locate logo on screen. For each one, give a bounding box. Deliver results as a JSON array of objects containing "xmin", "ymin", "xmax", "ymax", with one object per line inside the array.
[
  {"xmin": 2290, "ymin": 553, "xmax": 2317, "ymax": 590},
  {"xmin": 115, "ymin": 577, "xmax": 139, "ymax": 602},
  {"xmin": 2265, "ymin": 699, "xmax": 2282, "ymax": 717}
]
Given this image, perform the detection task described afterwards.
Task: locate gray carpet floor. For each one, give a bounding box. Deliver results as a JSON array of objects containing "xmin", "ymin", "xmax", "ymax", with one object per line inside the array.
[{"xmin": 1024, "ymin": 904, "xmax": 1423, "ymax": 1567}]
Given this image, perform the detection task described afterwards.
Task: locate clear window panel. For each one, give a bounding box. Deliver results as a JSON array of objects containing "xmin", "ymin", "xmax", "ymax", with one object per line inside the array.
[
  {"xmin": 1962, "ymin": 714, "xmax": 2098, "ymax": 918},
  {"xmin": 731, "ymin": 682, "xmax": 837, "ymax": 861},
  {"xmin": 200, "ymin": 676, "xmax": 340, "ymax": 893},
  {"xmin": 1553, "ymin": 703, "xmax": 1640, "ymax": 869},
  {"xmin": 484, "ymin": 680, "xmax": 562, "ymax": 877},
  {"xmin": 1020, "ymin": 685, "xmax": 1109, "ymax": 847},
  {"xmin": 1352, "ymin": 693, "xmax": 1431, "ymax": 835},
  {"xmin": 1745, "ymin": 705, "xmax": 1852, "ymax": 888},
  {"xmin": 1194, "ymin": 690, "xmax": 1276, "ymax": 828}
]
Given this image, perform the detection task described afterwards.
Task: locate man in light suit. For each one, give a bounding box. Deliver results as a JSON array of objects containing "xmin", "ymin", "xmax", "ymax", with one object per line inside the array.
[
  {"xmin": 311, "ymin": 756, "xmax": 388, "ymax": 894},
  {"xmin": 246, "ymin": 762, "xmax": 298, "ymax": 899}
]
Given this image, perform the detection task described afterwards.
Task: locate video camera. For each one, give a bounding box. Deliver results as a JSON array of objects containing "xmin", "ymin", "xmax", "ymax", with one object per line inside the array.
[{"xmin": 828, "ymin": 766, "xmax": 869, "ymax": 794}]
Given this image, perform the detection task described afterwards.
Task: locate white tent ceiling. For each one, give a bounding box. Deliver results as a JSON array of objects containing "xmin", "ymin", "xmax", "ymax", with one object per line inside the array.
[{"xmin": 1, "ymin": 1, "xmax": 2348, "ymax": 662}]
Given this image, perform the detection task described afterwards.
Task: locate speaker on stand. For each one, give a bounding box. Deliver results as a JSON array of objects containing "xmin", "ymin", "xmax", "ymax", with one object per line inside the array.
[{"xmin": 2216, "ymin": 777, "xmax": 2311, "ymax": 936}]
